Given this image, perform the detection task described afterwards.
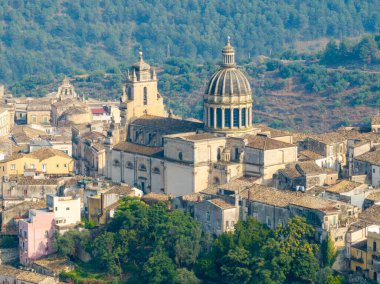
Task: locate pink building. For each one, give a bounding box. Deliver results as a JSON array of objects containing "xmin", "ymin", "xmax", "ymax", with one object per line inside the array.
[{"xmin": 18, "ymin": 209, "xmax": 55, "ymax": 266}]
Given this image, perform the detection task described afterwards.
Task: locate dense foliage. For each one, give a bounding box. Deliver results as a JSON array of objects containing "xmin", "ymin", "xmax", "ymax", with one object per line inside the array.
[
  {"xmin": 1, "ymin": 0, "xmax": 379, "ymax": 83},
  {"xmin": 54, "ymin": 198, "xmax": 341, "ymax": 283}
]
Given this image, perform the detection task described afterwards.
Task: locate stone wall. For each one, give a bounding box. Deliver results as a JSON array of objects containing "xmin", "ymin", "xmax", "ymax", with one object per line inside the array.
[{"xmin": 0, "ymin": 248, "xmax": 18, "ymax": 264}]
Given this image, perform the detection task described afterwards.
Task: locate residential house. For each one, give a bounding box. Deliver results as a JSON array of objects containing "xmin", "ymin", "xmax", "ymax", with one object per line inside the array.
[
  {"xmin": 46, "ymin": 194, "xmax": 81, "ymax": 233},
  {"xmin": 18, "ymin": 209, "xmax": 55, "ymax": 266},
  {"xmin": 0, "ymin": 148, "xmax": 74, "ymax": 177},
  {"xmin": 324, "ymin": 180, "xmax": 371, "ymax": 208},
  {"xmin": 194, "ymin": 198, "xmax": 238, "ymax": 236},
  {"xmin": 353, "ymin": 148, "xmax": 380, "ymax": 187}
]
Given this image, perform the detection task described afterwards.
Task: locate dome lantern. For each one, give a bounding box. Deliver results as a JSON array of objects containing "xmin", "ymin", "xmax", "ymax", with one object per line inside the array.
[{"xmin": 222, "ymin": 36, "xmax": 235, "ymax": 67}]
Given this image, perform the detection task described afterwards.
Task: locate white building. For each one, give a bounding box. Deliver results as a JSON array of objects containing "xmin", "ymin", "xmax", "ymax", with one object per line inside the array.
[{"xmin": 46, "ymin": 194, "xmax": 81, "ymax": 232}]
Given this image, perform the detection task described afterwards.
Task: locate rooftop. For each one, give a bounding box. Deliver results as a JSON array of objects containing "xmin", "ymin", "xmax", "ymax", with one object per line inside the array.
[
  {"xmin": 113, "ymin": 142, "xmax": 163, "ymax": 157},
  {"xmin": 208, "ymin": 198, "xmax": 236, "ymax": 210},
  {"xmin": 352, "ymin": 239, "xmax": 367, "ymax": 251},
  {"xmin": 245, "ymin": 135, "xmax": 295, "ymax": 150},
  {"xmin": 131, "ymin": 115, "xmax": 203, "ymax": 133},
  {"xmin": 0, "ymin": 265, "xmax": 23, "ymax": 277},
  {"xmin": 366, "ymin": 191, "xmax": 380, "ymax": 202},
  {"xmin": 326, "ymin": 180, "xmax": 364, "ymax": 194},
  {"xmin": 372, "ymin": 115, "xmax": 380, "ymax": 125},
  {"xmin": 298, "ymin": 150, "xmax": 323, "ymax": 161},
  {"xmin": 355, "ymin": 149, "xmax": 380, "ymax": 166},
  {"xmin": 33, "ymin": 256, "xmax": 73, "ymax": 273},
  {"xmin": 28, "ymin": 147, "xmax": 72, "ymax": 161},
  {"xmin": 359, "ymin": 205, "xmax": 380, "ymax": 225},
  {"xmin": 17, "ymin": 270, "xmax": 55, "ymax": 283},
  {"xmin": 237, "ymin": 183, "xmax": 342, "ymax": 212},
  {"xmin": 9, "ymin": 176, "xmax": 61, "ymax": 185},
  {"xmin": 253, "ymin": 124, "xmax": 292, "ymax": 138},
  {"xmin": 180, "ymin": 133, "xmax": 219, "ymax": 141},
  {"xmin": 12, "ymin": 125, "xmax": 45, "ymax": 144}
]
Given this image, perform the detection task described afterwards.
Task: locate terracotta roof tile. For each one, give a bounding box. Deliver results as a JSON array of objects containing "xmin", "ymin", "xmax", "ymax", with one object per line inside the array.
[
  {"xmin": 113, "ymin": 142, "xmax": 163, "ymax": 157},
  {"xmin": 131, "ymin": 115, "xmax": 203, "ymax": 133},
  {"xmin": 208, "ymin": 198, "xmax": 236, "ymax": 209},
  {"xmin": 326, "ymin": 180, "xmax": 364, "ymax": 194},
  {"xmin": 245, "ymin": 135, "xmax": 295, "ymax": 150},
  {"xmin": 355, "ymin": 149, "xmax": 380, "ymax": 166}
]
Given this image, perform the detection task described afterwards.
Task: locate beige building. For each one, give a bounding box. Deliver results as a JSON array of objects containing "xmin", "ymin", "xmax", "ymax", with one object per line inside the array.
[
  {"xmin": 0, "ymin": 108, "xmax": 9, "ymax": 137},
  {"xmin": 0, "ymin": 147, "xmax": 74, "ymax": 177},
  {"xmin": 119, "ymin": 49, "xmax": 165, "ymax": 128}
]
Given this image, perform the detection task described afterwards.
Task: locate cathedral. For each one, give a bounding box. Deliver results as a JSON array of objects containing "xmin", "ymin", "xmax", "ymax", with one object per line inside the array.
[{"xmin": 105, "ymin": 39, "xmax": 298, "ymax": 196}]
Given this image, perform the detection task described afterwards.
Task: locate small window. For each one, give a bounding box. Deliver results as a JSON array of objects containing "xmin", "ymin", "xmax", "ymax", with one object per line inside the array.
[
  {"xmin": 226, "ymin": 220, "xmax": 229, "ymax": 229},
  {"xmin": 374, "ymin": 169, "xmax": 376, "ymax": 174},
  {"xmin": 178, "ymin": 152, "xmax": 183, "ymax": 161},
  {"xmin": 45, "ymin": 230, "xmax": 49, "ymax": 238},
  {"xmin": 64, "ymin": 164, "xmax": 67, "ymax": 168},
  {"xmin": 10, "ymin": 164, "xmax": 15, "ymax": 170},
  {"xmin": 153, "ymin": 167, "xmax": 160, "ymax": 174},
  {"xmin": 206, "ymin": 211, "xmax": 210, "ymax": 221},
  {"xmin": 125, "ymin": 162, "xmax": 134, "ymax": 169},
  {"xmin": 139, "ymin": 164, "xmax": 147, "ymax": 172},
  {"xmin": 66, "ymin": 207, "xmax": 70, "ymax": 210},
  {"xmin": 56, "ymin": 164, "xmax": 59, "ymax": 168},
  {"xmin": 55, "ymin": 207, "xmax": 57, "ymax": 211}
]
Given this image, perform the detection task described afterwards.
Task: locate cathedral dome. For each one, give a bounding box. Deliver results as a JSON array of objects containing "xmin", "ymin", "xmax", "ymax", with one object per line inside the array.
[
  {"xmin": 203, "ymin": 37, "xmax": 253, "ymax": 135},
  {"xmin": 205, "ymin": 68, "xmax": 251, "ymax": 97}
]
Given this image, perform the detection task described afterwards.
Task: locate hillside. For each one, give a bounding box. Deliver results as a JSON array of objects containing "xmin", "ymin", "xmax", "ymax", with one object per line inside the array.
[{"xmin": 1, "ymin": 0, "xmax": 379, "ymax": 84}]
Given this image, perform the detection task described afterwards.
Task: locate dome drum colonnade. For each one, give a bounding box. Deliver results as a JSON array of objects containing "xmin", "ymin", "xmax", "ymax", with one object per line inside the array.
[{"xmin": 204, "ymin": 37, "xmax": 253, "ymax": 134}]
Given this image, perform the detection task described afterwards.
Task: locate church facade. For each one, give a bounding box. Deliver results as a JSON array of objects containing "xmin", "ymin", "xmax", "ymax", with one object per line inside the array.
[{"xmin": 105, "ymin": 39, "xmax": 298, "ymax": 196}]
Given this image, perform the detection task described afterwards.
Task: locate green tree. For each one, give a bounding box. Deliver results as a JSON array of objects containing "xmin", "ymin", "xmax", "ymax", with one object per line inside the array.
[
  {"xmin": 321, "ymin": 235, "xmax": 336, "ymax": 267},
  {"xmin": 220, "ymin": 247, "xmax": 252, "ymax": 284},
  {"xmin": 142, "ymin": 250, "xmax": 176, "ymax": 284}
]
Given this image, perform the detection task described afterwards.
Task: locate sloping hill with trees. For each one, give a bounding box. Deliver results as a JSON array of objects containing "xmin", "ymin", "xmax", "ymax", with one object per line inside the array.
[{"xmin": 0, "ymin": 0, "xmax": 379, "ymax": 83}]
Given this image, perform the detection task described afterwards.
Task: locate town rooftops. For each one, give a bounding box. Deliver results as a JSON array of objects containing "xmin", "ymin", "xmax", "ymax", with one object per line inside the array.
[
  {"xmin": 208, "ymin": 198, "xmax": 236, "ymax": 210},
  {"xmin": 106, "ymin": 185, "xmax": 134, "ymax": 196},
  {"xmin": 233, "ymin": 183, "xmax": 343, "ymax": 212},
  {"xmin": 9, "ymin": 176, "xmax": 61, "ymax": 186},
  {"xmin": 12, "ymin": 125, "xmax": 45, "ymax": 144},
  {"xmin": 326, "ymin": 180, "xmax": 364, "ymax": 194},
  {"xmin": 245, "ymin": 135, "xmax": 295, "ymax": 150},
  {"xmin": 366, "ymin": 191, "xmax": 380, "ymax": 202},
  {"xmin": 309, "ymin": 132, "xmax": 347, "ymax": 144},
  {"xmin": 0, "ymin": 265, "xmax": 55, "ymax": 283},
  {"xmin": 355, "ymin": 149, "xmax": 380, "ymax": 166},
  {"xmin": 359, "ymin": 205, "xmax": 380, "ymax": 225},
  {"xmin": 131, "ymin": 115, "xmax": 204, "ymax": 133},
  {"xmin": 113, "ymin": 142, "xmax": 163, "ymax": 157},
  {"xmin": 298, "ymin": 150, "xmax": 323, "ymax": 161},
  {"xmin": 279, "ymin": 161, "xmax": 324, "ymax": 178},
  {"xmin": 33, "ymin": 255, "xmax": 74, "ymax": 274},
  {"xmin": 28, "ymin": 147, "xmax": 71, "ymax": 161},
  {"xmin": 0, "ymin": 264, "xmax": 23, "ymax": 277},
  {"xmin": 253, "ymin": 124, "xmax": 292, "ymax": 138}
]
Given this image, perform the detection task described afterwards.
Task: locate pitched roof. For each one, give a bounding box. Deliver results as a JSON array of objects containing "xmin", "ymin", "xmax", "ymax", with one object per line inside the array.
[
  {"xmin": 33, "ymin": 256, "xmax": 73, "ymax": 273},
  {"xmin": 326, "ymin": 180, "xmax": 364, "ymax": 194},
  {"xmin": 0, "ymin": 265, "xmax": 23, "ymax": 277},
  {"xmin": 12, "ymin": 125, "xmax": 45, "ymax": 144},
  {"xmin": 181, "ymin": 133, "xmax": 218, "ymax": 141},
  {"xmin": 355, "ymin": 149, "xmax": 380, "ymax": 166},
  {"xmin": 208, "ymin": 198, "xmax": 236, "ymax": 210},
  {"xmin": 113, "ymin": 142, "xmax": 163, "ymax": 157},
  {"xmin": 278, "ymin": 161, "xmax": 324, "ymax": 178},
  {"xmin": 131, "ymin": 115, "xmax": 203, "ymax": 134},
  {"xmin": 298, "ymin": 150, "xmax": 323, "ymax": 161},
  {"xmin": 245, "ymin": 135, "xmax": 295, "ymax": 150},
  {"xmin": 359, "ymin": 205, "xmax": 380, "ymax": 225},
  {"xmin": 253, "ymin": 124, "xmax": 292, "ymax": 138},
  {"xmin": 28, "ymin": 147, "xmax": 72, "ymax": 161},
  {"xmin": 238, "ymin": 183, "xmax": 342, "ymax": 212},
  {"xmin": 366, "ymin": 191, "xmax": 380, "ymax": 202}
]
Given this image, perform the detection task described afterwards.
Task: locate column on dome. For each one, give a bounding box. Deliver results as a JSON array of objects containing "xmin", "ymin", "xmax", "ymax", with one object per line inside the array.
[
  {"xmin": 242, "ymin": 108, "xmax": 246, "ymax": 127},
  {"xmin": 238, "ymin": 107, "xmax": 242, "ymax": 128}
]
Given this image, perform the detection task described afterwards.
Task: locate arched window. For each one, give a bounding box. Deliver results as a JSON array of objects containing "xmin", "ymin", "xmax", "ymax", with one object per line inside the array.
[
  {"xmin": 153, "ymin": 167, "xmax": 160, "ymax": 174},
  {"xmin": 143, "ymin": 87, "xmax": 148, "ymax": 105},
  {"xmin": 125, "ymin": 162, "xmax": 133, "ymax": 169},
  {"xmin": 113, "ymin": 159, "xmax": 120, "ymax": 167},
  {"xmin": 138, "ymin": 164, "xmax": 147, "ymax": 172},
  {"xmin": 178, "ymin": 152, "xmax": 183, "ymax": 161}
]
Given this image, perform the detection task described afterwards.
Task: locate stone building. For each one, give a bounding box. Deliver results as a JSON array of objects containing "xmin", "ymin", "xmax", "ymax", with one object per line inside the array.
[
  {"xmin": 0, "ymin": 108, "xmax": 10, "ymax": 137},
  {"xmin": 275, "ymin": 160, "xmax": 335, "ymax": 191},
  {"xmin": 194, "ymin": 198, "xmax": 238, "ymax": 236},
  {"xmin": 353, "ymin": 147, "xmax": 380, "ymax": 187},
  {"xmin": 0, "ymin": 265, "xmax": 56, "ymax": 284}
]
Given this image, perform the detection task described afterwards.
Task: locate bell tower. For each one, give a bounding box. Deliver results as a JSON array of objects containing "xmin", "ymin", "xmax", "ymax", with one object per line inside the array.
[{"xmin": 119, "ymin": 48, "xmax": 165, "ymax": 129}]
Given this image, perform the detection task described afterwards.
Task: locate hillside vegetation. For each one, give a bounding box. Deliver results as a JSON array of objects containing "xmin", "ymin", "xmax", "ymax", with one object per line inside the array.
[{"xmin": 1, "ymin": 0, "xmax": 379, "ymax": 83}]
